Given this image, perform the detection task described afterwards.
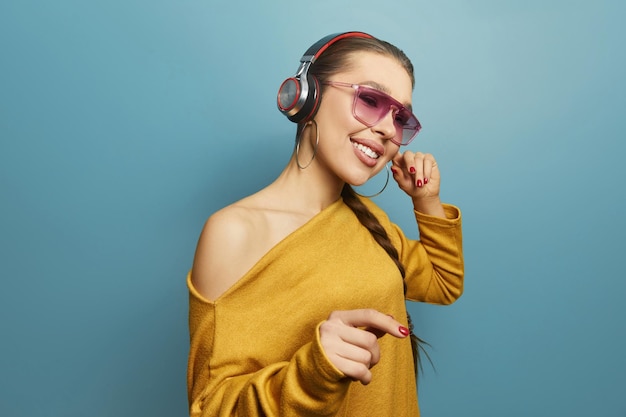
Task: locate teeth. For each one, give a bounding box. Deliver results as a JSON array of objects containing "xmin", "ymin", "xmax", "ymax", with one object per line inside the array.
[{"xmin": 353, "ymin": 142, "xmax": 380, "ymax": 159}]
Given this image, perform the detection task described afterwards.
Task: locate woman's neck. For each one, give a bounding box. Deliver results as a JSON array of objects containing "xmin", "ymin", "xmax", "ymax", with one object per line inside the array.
[{"xmin": 265, "ymin": 155, "xmax": 345, "ymax": 215}]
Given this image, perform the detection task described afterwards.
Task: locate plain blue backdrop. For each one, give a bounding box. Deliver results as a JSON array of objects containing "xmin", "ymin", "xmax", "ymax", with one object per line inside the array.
[{"xmin": 1, "ymin": 1, "xmax": 624, "ymax": 416}]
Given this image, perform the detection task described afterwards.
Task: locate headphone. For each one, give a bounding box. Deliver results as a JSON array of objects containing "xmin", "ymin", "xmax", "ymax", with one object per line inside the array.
[{"xmin": 276, "ymin": 31, "xmax": 374, "ymax": 124}]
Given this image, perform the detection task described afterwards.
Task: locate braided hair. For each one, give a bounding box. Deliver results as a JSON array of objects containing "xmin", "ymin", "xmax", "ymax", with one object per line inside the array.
[{"xmin": 341, "ymin": 185, "xmax": 431, "ymax": 377}]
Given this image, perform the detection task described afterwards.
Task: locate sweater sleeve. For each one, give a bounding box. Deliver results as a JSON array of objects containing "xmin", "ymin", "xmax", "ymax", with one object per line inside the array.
[
  {"xmin": 362, "ymin": 200, "xmax": 464, "ymax": 305},
  {"xmin": 398, "ymin": 204, "xmax": 464, "ymax": 304},
  {"xmin": 188, "ymin": 297, "xmax": 351, "ymax": 417}
]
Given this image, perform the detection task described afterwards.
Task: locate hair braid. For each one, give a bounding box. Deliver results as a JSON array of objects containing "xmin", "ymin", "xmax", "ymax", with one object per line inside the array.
[{"xmin": 341, "ymin": 185, "xmax": 433, "ymax": 380}]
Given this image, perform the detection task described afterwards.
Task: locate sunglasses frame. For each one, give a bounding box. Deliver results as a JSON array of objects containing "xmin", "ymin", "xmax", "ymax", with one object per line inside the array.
[{"xmin": 323, "ymin": 81, "xmax": 421, "ymax": 146}]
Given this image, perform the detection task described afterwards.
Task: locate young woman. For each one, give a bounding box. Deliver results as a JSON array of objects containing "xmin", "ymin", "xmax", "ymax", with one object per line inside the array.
[{"xmin": 187, "ymin": 31, "xmax": 464, "ymax": 416}]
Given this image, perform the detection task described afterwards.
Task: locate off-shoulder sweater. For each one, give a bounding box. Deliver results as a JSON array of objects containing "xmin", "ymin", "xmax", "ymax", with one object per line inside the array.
[{"xmin": 188, "ymin": 198, "xmax": 464, "ymax": 416}]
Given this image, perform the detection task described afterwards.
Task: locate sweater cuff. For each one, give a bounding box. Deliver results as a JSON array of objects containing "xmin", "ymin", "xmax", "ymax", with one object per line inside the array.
[
  {"xmin": 414, "ymin": 203, "xmax": 461, "ymax": 227},
  {"xmin": 309, "ymin": 321, "xmax": 347, "ymax": 383},
  {"xmin": 279, "ymin": 322, "xmax": 349, "ymax": 414}
]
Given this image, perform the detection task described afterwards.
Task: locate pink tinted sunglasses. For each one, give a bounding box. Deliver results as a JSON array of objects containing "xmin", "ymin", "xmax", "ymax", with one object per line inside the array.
[{"xmin": 323, "ymin": 81, "xmax": 421, "ymax": 146}]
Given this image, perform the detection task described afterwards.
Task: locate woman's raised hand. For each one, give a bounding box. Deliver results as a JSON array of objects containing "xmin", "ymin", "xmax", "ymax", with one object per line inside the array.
[
  {"xmin": 391, "ymin": 151, "xmax": 446, "ymax": 217},
  {"xmin": 319, "ymin": 309, "xmax": 409, "ymax": 385}
]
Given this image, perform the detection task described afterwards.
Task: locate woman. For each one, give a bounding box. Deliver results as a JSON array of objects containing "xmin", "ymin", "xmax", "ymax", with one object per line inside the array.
[{"xmin": 187, "ymin": 31, "xmax": 464, "ymax": 416}]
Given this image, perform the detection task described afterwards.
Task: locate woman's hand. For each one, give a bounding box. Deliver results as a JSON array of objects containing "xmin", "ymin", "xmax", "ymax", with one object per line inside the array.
[
  {"xmin": 391, "ymin": 151, "xmax": 446, "ymax": 217},
  {"xmin": 319, "ymin": 309, "xmax": 409, "ymax": 385}
]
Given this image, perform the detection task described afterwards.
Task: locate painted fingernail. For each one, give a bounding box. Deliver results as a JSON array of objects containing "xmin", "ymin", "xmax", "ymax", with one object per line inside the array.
[
  {"xmin": 424, "ymin": 178, "xmax": 428, "ymax": 184},
  {"xmin": 399, "ymin": 326, "xmax": 410, "ymax": 336},
  {"xmin": 416, "ymin": 179, "xmax": 423, "ymax": 187},
  {"xmin": 409, "ymin": 167, "xmax": 416, "ymax": 173},
  {"xmin": 390, "ymin": 167, "xmax": 397, "ymax": 175}
]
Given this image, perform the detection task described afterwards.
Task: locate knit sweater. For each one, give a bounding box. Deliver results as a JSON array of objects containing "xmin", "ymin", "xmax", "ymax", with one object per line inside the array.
[{"xmin": 187, "ymin": 198, "xmax": 464, "ymax": 416}]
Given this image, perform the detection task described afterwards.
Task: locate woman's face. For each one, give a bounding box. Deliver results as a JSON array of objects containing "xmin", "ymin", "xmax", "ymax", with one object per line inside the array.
[{"xmin": 312, "ymin": 51, "xmax": 414, "ymax": 186}]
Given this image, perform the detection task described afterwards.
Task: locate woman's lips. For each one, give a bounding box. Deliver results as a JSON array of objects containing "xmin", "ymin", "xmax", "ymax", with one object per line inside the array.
[{"xmin": 350, "ymin": 138, "xmax": 384, "ymax": 167}]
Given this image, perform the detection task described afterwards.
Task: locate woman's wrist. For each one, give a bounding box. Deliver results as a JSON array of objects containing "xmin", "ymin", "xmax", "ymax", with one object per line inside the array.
[{"xmin": 412, "ymin": 196, "xmax": 446, "ymax": 218}]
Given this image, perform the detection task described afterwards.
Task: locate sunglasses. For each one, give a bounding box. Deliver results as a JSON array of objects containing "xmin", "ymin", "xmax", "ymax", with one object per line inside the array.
[{"xmin": 323, "ymin": 81, "xmax": 421, "ymax": 146}]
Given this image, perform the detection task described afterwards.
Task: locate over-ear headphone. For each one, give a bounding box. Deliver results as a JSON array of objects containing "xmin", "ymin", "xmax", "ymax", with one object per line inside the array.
[{"xmin": 277, "ymin": 31, "xmax": 374, "ymax": 124}]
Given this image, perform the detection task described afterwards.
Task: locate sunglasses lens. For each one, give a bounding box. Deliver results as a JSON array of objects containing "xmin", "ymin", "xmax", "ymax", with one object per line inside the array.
[
  {"xmin": 397, "ymin": 110, "xmax": 421, "ymax": 145},
  {"xmin": 354, "ymin": 87, "xmax": 420, "ymax": 145},
  {"xmin": 353, "ymin": 88, "xmax": 388, "ymax": 125}
]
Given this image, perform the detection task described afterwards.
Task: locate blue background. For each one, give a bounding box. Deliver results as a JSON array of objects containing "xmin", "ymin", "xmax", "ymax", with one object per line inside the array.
[{"xmin": 1, "ymin": 1, "xmax": 624, "ymax": 416}]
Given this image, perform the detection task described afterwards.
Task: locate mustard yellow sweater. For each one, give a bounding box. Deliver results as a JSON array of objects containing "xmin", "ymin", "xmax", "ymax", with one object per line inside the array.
[{"xmin": 188, "ymin": 198, "xmax": 464, "ymax": 416}]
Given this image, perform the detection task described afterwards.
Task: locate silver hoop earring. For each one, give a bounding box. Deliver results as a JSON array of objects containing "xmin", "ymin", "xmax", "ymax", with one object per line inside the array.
[
  {"xmin": 354, "ymin": 163, "xmax": 390, "ymax": 198},
  {"xmin": 295, "ymin": 120, "xmax": 319, "ymax": 170}
]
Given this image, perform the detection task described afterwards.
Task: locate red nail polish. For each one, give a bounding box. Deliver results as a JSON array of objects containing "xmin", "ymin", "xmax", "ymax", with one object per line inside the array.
[
  {"xmin": 416, "ymin": 179, "xmax": 423, "ymax": 187},
  {"xmin": 399, "ymin": 326, "xmax": 410, "ymax": 336},
  {"xmin": 409, "ymin": 167, "xmax": 416, "ymax": 173},
  {"xmin": 424, "ymin": 178, "xmax": 428, "ymax": 184},
  {"xmin": 390, "ymin": 167, "xmax": 397, "ymax": 175}
]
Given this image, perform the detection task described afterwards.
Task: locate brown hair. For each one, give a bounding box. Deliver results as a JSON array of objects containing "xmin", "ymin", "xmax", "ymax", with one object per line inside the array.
[{"xmin": 304, "ymin": 35, "xmax": 431, "ymax": 379}]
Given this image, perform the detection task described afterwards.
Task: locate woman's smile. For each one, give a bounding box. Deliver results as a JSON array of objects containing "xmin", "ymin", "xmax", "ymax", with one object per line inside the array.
[{"xmin": 350, "ymin": 137, "xmax": 385, "ymax": 167}]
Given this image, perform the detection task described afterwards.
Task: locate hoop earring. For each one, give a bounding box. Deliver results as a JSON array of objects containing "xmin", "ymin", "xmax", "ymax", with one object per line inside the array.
[
  {"xmin": 295, "ymin": 120, "xmax": 319, "ymax": 170},
  {"xmin": 354, "ymin": 163, "xmax": 390, "ymax": 198}
]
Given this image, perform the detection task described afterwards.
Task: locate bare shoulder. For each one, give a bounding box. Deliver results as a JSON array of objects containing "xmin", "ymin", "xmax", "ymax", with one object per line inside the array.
[
  {"xmin": 191, "ymin": 189, "xmax": 317, "ymax": 301},
  {"xmin": 191, "ymin": 202, "xmax": 268, "ymax": 301}
]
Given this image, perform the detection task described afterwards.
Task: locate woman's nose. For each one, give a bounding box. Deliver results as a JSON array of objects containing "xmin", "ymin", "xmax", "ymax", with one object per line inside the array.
[{"xmin": 372, "ymin": 107, "xmax": 398, "ymax": 141}]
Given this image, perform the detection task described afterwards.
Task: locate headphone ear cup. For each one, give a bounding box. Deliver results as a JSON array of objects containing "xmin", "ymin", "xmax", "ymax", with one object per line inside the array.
[
  {"xmin": 289, "ymin": 74, "xmax": 320, "ymax": 123},
  {"xmin": 277, "ymin": 73, "xmax": 321, "ymax": 124},
  {"xmin": 277, "ymin": 77, "xmax": 301, "ymax": 117}
]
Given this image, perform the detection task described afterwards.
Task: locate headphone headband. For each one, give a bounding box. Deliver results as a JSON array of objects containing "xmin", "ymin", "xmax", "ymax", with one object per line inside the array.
[
  {"xmin": 277, "ymin": 31, "xmax": 374, "ymax": 123},
  {"xmin": 300, "ymin": 31, "xmax": 374, "ymax": 63}
]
